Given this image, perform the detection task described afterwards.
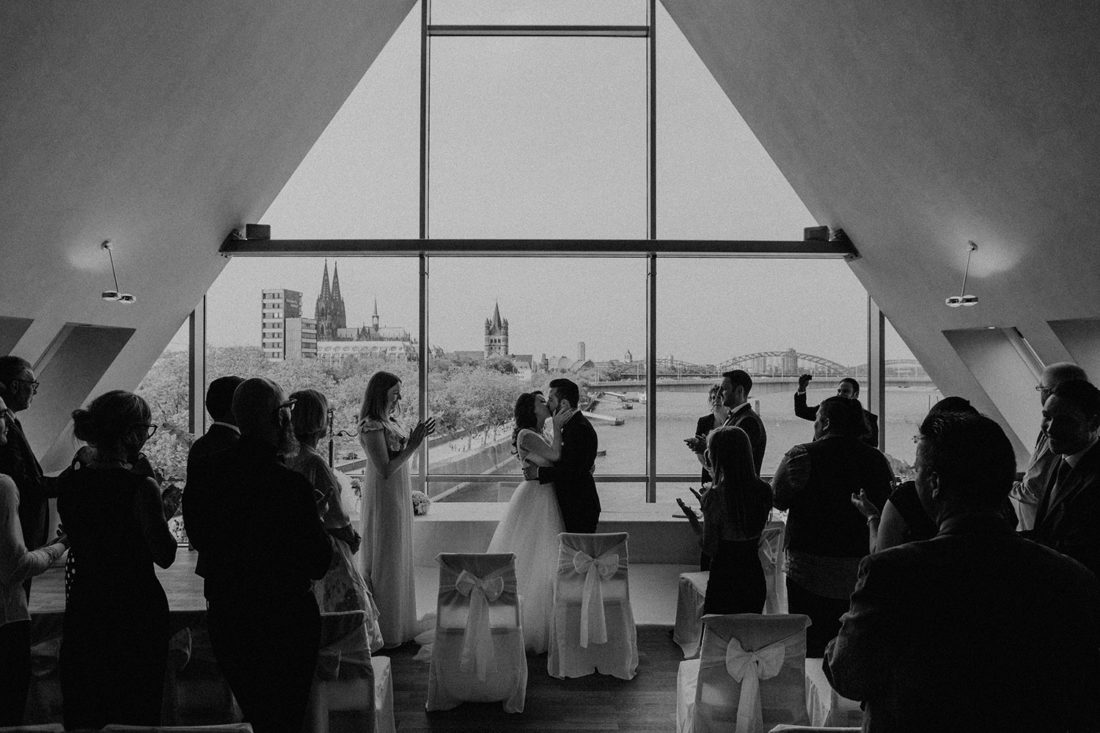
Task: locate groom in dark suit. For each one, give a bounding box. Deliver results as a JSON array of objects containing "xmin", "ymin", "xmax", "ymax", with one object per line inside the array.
[{"xmin": 524, "ymin": 378, "xmax": 600, "ymax": 533}]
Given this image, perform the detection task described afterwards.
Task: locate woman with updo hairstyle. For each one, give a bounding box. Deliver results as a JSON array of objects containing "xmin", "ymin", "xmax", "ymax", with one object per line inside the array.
[
  {"xmin": 287, "ymin": 389, "xmax": 382, "ymax": 648},
  {"xmin": 700, "ymin": 425, "xmax": 773, "ymax": 614},
  {"xmin": 57, "ymin": 390, "xmax": 177, "ymax": 729}
]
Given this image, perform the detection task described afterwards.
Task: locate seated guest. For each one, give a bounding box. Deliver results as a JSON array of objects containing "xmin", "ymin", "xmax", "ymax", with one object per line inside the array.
[
  {"xmin": 184, "ymin": 378, "xmax": 332, "ymax": 733},
  {"xmin": 773, "ymin": 396, "xmax": 893, "ymax": 656},
  {"xmin": 794, "ymin": 374, "xmax": 879, "ymax": 447},
  {"xmin": 0, "ymin": 397, "xmax": 68, "ymax": 725},
  {"xmin": 700, "ymin": 426, "xmax": 773, "ymax": 614},
  {"xmin": 1010, "ymin": 362, "xmax": 1088, "ymax": 530},
  {"xmin": 825, "ymin": 411, "xmax": 1100, "ymax": 732},
  {"xmin": 854, "ymin": 396, "xmax": 977, "ymax": 552},
  {"xmin": 1030, "ymin": 379, "xmax": 1100, "ymax": 578},
  {"xmin": 57, "ymin": 391, "xmax": 178, "ymax": 729}
]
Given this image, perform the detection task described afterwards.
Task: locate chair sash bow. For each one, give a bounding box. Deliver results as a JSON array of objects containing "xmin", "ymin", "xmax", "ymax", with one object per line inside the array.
[
  {"xmin": 572, "ymin": 550, "xmax": 619, "ymax": 647},
  {"xmin": 723, "ymin": 635, "xmax": 789, "ymax": 733},
  {"xmin": 454, "ymin": 569, "xmax": 507, "ymax": 680}
]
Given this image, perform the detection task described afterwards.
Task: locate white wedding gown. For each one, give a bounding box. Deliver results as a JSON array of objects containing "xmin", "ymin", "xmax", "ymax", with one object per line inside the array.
[{"xmin": 487, "ymin": 428, "xmax": 565, "ymax": 654}]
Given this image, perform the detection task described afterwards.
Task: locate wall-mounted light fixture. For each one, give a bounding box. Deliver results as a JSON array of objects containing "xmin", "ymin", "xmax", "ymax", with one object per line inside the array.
[
  {"xmin": 100, "ymin": 240, "xmax": 135, "ymax": 304},
  {"xmin": 945, "ymin": 241, "xmax": 979, "ymax": 308}
]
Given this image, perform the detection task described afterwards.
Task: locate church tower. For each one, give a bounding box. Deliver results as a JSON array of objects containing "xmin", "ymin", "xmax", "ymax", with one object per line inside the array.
[
  {"xmin": 484, "ymin": 301, "xmax": 509, "ymax": 358},
  {"xmin": 314, "ymin": 259, "xmax": 348, "ymax": 340}
]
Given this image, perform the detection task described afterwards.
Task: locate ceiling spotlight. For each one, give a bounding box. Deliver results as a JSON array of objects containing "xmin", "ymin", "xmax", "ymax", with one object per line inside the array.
[
  {"xmin": 100, "ymin": 240, "xmax": 135, "ymax": 304},
  {"xmin": 945, "ymin": 241, "xmax": 979, "ymax": 308}
]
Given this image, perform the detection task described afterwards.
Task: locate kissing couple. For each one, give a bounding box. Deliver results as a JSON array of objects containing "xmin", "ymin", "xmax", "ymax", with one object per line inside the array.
[{"xmin": 487, "ymin": 377, "xmax": 602, "ymax": 654}]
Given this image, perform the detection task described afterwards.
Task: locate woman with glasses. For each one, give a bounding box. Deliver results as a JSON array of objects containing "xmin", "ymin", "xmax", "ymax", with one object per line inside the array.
[
  {"xmin": 288, "ymin": 389, "xmax": 382, "ymax": 650},
  {"xmin": 700, "ymin": 426, "xmax": 773, "ymax": 614},
  {"xmin": 358, "ymin": 371, "xmax": 434, "ymax": 648},
  {"xmin": 57, "ymin": 390, "xmax": 177, "ymax": 729}
]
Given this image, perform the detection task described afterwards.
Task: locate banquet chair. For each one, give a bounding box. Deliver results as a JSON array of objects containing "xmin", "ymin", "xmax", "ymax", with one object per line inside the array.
[
  {"xmin": 547, "ymin": 532, "xmax": 638, "ymax": 680},
  {"xmin": 303, "ymin": 610, "xmax": 390, "ymax": 733},
  {"xmin": 673, "ymin": 570, "xmax": 709, "ymax": 658},
  {"xmin": 425, "ymin": 553, "xmax": 527, "ymax": 713},
  {"xmin": 676, "ymin": 613, "xmax": 811, "ymax": 733}
]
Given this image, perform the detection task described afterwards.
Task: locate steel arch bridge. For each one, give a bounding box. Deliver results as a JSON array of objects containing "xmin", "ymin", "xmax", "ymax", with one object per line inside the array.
[{"xmin": 718, "ymin": 351, "xmax": 850, "ymax": 376}]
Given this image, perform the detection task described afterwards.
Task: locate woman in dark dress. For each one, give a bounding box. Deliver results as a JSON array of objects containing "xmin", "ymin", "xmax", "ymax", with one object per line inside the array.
[
  {"xmin": 701, "ymin": 425, "xmax": 774, "ymax": 614},
  {"xmin": 58, "ymin": 390, "xmax": 178, "ymax": 730}
]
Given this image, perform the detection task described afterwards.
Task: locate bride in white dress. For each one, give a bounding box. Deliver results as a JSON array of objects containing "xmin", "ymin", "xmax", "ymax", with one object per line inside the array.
[{"xmin": 488, "ymin": 391, "xmax": 573, "ymax": 654}]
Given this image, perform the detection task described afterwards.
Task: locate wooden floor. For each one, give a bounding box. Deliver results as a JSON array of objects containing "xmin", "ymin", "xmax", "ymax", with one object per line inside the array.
[{"xmin": 381, "ymin": 627, "xmax": 683, "ymax": 732}]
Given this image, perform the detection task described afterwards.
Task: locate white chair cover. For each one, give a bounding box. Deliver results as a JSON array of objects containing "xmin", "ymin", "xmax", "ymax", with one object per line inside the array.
[
  {"xmin": 803, "ymin": 658, "xmax": 862, "ymax": 728},
  {"xmin": 673, "ymin": 571, "xmax": 709, "ymax": 658},
  {"xmin": 676, "ymin": 613, "xmax": 811, "ymax": 733},
  {"xmin": 548, "ymin": 532, "xmax": 638, "ymax": 680},
  {"xmin": 426, "ymin": 553, "xmax": 527, "ymax": 713},
  {"xmin": 759, "ymin": 522, "xmax": 787, "ymax": 614},
  {"xmin": 304, "ymin": 610, "xmax": 376, "ymax": 733},
  {"xmin": 767, "ymin": 726, "xmax": 860, "ymax": 732},
  {"xmin": 371, "ymin": 657, "xmax": 395, "ymax": 733}
]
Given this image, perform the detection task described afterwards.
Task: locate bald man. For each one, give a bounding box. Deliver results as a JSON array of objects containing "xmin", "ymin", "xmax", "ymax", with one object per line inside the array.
[{"xmin": 1010, "ymin": 362, "xmax": 1089, "ymax": 530}]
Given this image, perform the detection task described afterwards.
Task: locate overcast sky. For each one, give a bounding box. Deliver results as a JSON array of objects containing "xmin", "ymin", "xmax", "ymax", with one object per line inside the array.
[{"xmin": 198, "ymin": 2, "xmax": 916, "ymax": 368}]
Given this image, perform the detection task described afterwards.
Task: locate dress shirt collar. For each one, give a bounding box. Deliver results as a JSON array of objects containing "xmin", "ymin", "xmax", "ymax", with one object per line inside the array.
[
  {"xmin": 211, "ymin": 421, "xmax": 241, "ymax": 436},
  {"xmin": 727, "ymin": 401, "xmax": 751, "ymax": 418},
  {"xmin": 1063, "ymin": 434, "xmax": 1099, "ymax": 469}
]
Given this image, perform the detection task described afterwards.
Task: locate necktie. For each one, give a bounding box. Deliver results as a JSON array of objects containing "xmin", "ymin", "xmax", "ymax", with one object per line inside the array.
[{"xmin": 1048, "ymin": 458, "xmax": 1071, "ymax": 508}]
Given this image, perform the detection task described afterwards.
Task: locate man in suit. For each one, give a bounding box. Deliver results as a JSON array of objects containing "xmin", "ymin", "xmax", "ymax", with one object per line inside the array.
[
  {"xmin": 773, "ymin": 396, "xmax": 893, "ymax": 656},
  {"xmin": 183, "ymin": 378, "xmax": 332, "ymax": 733},
  {"xmin": 718, "ymin": 369, "xmax": 767, "ymax": 475},
  {"xmin": 0, "ymin": 356, "xmax": 56, "ymax": 591},
  {"xmin": 1010, "ymin": 362, "xmax": 1088, "ymax": 530},
  {"xmin": 186, "ymin": 375, "xmax": 244, "ymax": 474},
  {"xmin": 794, "ymin": 374, "xmax": 879, "ymax": 447},
  {"xmin": 825, "ymin": 411, "xmax": 1100, "ymax": 732},
  {"xmin": 1029, "ymin": 378, "xmax": 1100, "ymax": 578},
  {"xmin": 524, "ymin": 377, "xmax": 600, "ymax": 533}
]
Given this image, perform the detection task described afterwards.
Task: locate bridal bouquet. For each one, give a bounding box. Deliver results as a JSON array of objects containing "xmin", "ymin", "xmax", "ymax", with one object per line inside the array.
[{"xmin": 411, "ymin": 490, "xmax": 431, "ymax": 516}]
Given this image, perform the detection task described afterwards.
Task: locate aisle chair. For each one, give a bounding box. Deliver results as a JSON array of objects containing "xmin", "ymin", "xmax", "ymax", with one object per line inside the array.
[
  {"xmin": 303, "ymin": 610, "xmax": 388, "ymax": 733},
  {"xmin": 425, "ymin": 553, "xmax": 527, "ymax": 713},
  {"xmin": 547, "ymin": 532, "xmax": 638, "ymax": 680},
  {"xmin": 673, "ymin": 570, "xmax": 709, "ymax": 658},
  {"xmin": 677, "ymin": 613, "xmax": 811, "ymax": 733}
]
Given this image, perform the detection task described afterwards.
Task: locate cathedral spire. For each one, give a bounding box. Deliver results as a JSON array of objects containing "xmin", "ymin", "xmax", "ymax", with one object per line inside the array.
[
  {"xmin": 372, "ymin": 297, "xmax": 379, "ymax": 330},
  {"xmin": 491, "ymin": 300, "xmax": 503, "ymax": 328},
  {"xmin": 331, "ymin": 261, "xmax": 342, "ymax": 302},
  {"xmin": 319, "ymin": 259, "xmax": 331, "ymax": 301}
]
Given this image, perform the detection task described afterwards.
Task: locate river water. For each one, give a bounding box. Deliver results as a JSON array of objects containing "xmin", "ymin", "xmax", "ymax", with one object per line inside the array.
[{"xmin": 428, "ymin": 385, "xmax": 941, "ymax": 510}]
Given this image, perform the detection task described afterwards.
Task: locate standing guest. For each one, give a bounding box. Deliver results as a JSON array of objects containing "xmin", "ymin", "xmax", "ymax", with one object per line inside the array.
[
  {"xmin": 700, "ymin": 426, "xmax": 773, "ymax": 614},
  {"xmin": 773, "ymin": 396, "xmax": 893, "ymax": 656},
  {"xmin": 0, "ymin": 356, "xmax": 56, "ymax": 595},
  {"xmin": 1010, "ymin": 362, "xmax": 1088, "ymax": 530},
  {"xmin": 0, "ymin": 397, "xmax": 68, "ymax": 725},
  {"xmin": 825, "ymin": 412, "xmax": 1100, "ymax": 733},
  {"xmin": 58, "ymin": 391, "xmax": 178, "ymax": 729},
  {"xmin": 183, "ymin": 378, "xmax": 332, "ymax": 733},
  {"xmin": 1029, "ymin": 379, "xmax": 1100, "ymax": 578},
  {"xmin": 794, "ymin": 374, "xmax": 879, "ymax": 447},
  {"xmin": 288, "ymin": 390, "xmax": 381, "ymax": 630},
  {"xmin": 186, "ymin": 375, "xmax": 243, "ymax": 580},
  {"xmin": 358, "ymin": 371, "xmax": 434, "ymax": 647},
  {"xmin": 692, "ymin": 384, "xmax": 729, "ymax": 485},
  {"xmin": 718, "ymin": 370, "xmax": 767, "ymax": 475}
]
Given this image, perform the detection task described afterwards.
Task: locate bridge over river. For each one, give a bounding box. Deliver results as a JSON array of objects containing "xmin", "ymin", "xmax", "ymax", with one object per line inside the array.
[{"xmin": 588, "ymin": 375, "xmax": 933, "ymax": 397}]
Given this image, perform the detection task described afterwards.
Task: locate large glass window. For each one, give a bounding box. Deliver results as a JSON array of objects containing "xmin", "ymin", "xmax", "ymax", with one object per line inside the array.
[
  {"xmin": 425, "ymin": 256, "xmax": 646, "ymax": 504},
  {"xmin": 880, "ymin": 316, "xmax": 943, "ymax": 477},
  {"xmin": 655, "ymin": 258, "xmax": 868, "ymax": 499}
]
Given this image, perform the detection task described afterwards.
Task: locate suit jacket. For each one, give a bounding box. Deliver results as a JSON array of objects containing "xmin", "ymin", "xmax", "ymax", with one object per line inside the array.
[
  {"xmin": 185, "ymin": 423, "xmax": 241, "ymax": 578},
  {"xmin": 794, "ymin": 392, "xmax": 879, "ymax": 448},
  {"xmin": 538, "ymin": 412, "xmax": 600, "ymax": 533},
  {"xmin": 1031, "ymin": 440, "xmax": 1100, "ymax": 579},
  {"xmin": 723, "ymin": 405, "xmax": 767, "ymax": 476},
  {"xmin": 183, "ymin": 436, "xmax": 331, "ymax": 604},
  {"xmin": 825, "ymin": 515, "xmax": 1100, "ymax": 733},
  {"xmin": 695, "ymin": 414, "xmax": 717, "ymax": 484},
  {"xmin": 0, "ymin": 417, "xmax": 50, "ymax": 550}
]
